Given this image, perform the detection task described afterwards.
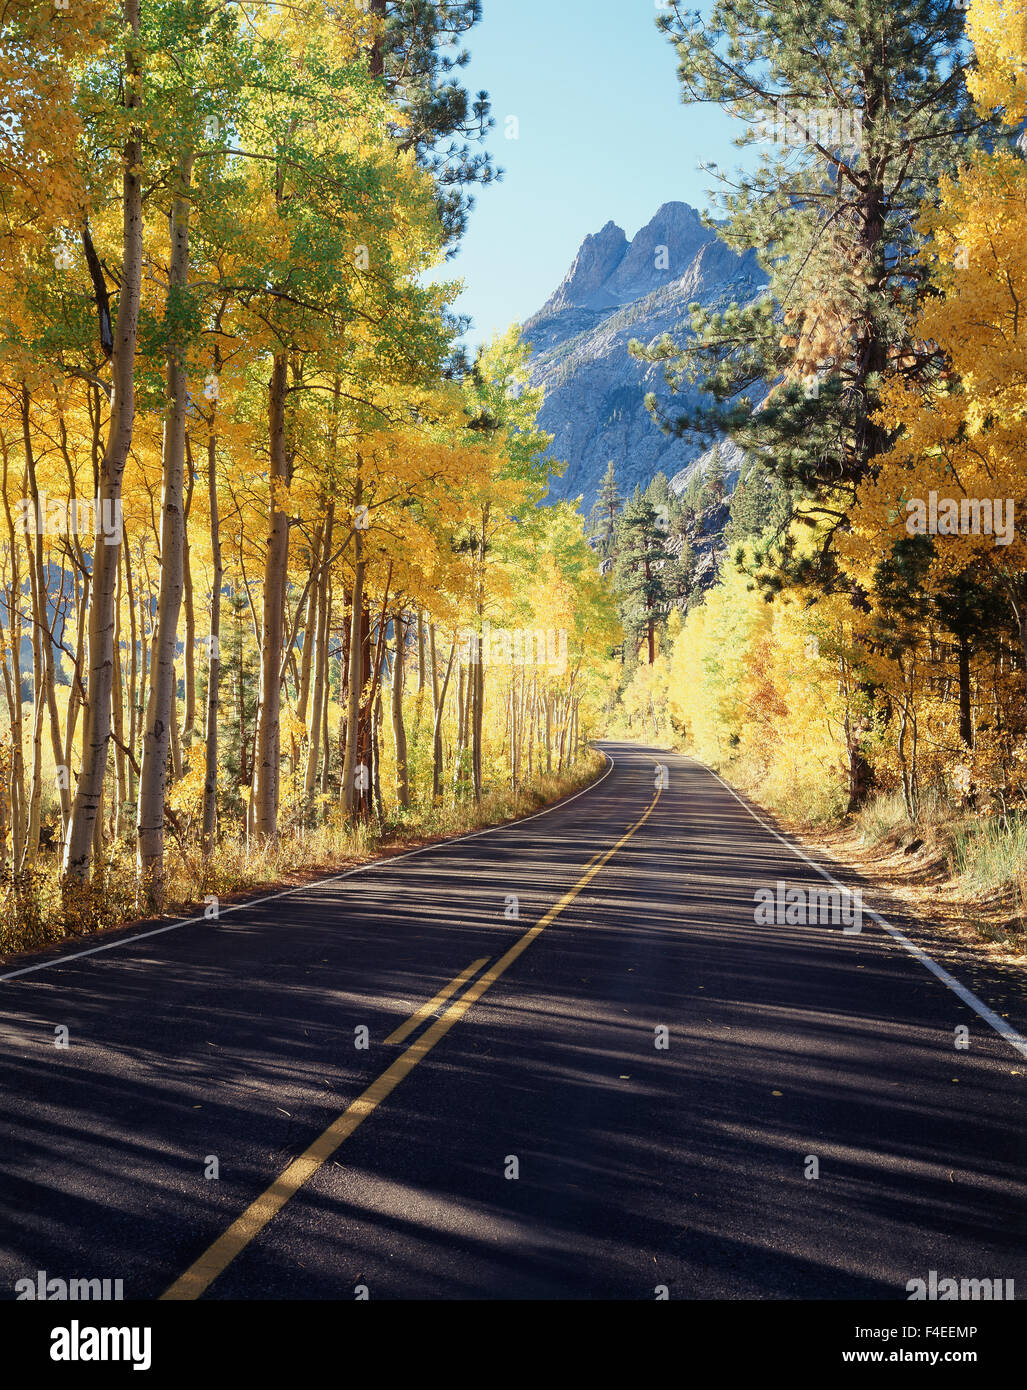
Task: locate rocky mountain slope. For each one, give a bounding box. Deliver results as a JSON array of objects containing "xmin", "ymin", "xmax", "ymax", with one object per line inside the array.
[{"xmin": 521, "ymin": 202, "xmax": 765, "ymax": 513}]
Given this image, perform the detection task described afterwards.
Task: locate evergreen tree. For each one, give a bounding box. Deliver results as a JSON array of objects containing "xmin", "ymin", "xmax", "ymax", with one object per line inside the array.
[
  {"xmin": 698, "ymin": 444, "xmax": 727, "ymax": 511},
  {"xmin": 633, "ymin": 0, "xmax": 998, "ymax": 595},
  {"xmin": 646, "ymin": 470, "xmax": 672, "ymax": 512},
  {"xmin": 613, "ymin": 497, "xmax": 673, "ymax": 665},
  {"xmin": 588, "ymin": 460, "xmax": 623, "ymax": 564},
  {"xmin": 724, "ymin": 456, "xmax": 794, "ymax": 551},
  {"xmin": 372, "ymin": 0, "xmax": 500, "ymax": 247}
]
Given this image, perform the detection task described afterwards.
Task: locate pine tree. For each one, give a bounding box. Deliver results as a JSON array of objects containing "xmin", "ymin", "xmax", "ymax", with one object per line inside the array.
[
  {"xmin": 588, "ymin": 461, "xmax": 622, "ymax": 563},
  {"xmin": 699, "ymin": 445, "xmax": 727, "ymax": 511},
  {"xmin": 724, "ymin": 457, "xmax": 794, "ymax": 551},
  {"xmin": 371, "ymin": 0, "xmax": 499, "ymax": 246},
  {"xmin": 614, "ymin": 497, "xmax": 673, "ymax": 665},
  {"xmin": 634, "ymin": 0, "xmax": 997, "ymax": 595}
]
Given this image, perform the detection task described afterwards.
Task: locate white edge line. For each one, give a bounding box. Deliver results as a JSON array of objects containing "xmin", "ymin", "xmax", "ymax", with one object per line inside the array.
[
  {"xmin": 0, "ymin": 751, "xmax": 616, "ymax": 985},
  {"xmin": 690, "ymin": 755, "xmax": 1027, "ymax": 1064}
]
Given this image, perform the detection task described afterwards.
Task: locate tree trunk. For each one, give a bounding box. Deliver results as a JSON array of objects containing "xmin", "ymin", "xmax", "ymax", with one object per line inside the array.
[
  {"xmin": 122, "ymin": 535, "xmax": 136, "ymax": 811},
  {"xmin": 111, "ymin": 553, "xmax": 127, "ymax": 832},
  {"xmin": 319, "ymin": 598, "xmax": 334, "ymax": 799},
  {"xmin": 24, "ymin": 545, "xmax": 44, "ymax": 866},
  {"xmin": 471, "ymin": 637, "xmax": 484, "ymax": 803},
  {"xmin": 354, "ymin": 570, "xmax": 392, "ymax": 820},
  {"xmin": 170, "ymin": 673, "xmax": 183, "ymax": 783},
  {"xmin": 136, "ymin": 151, "xmax": 193, "ymax": 909},
  {"xmin": 391, "ymin": 611, "xmax": 409, "ymax": 808},
  {"xmin": 21, "ymin": 388, "xmax": 71, "ymax": 841},
  {"xmin": 63, "ymin": 0, "xmax": 144, "ymax": 883},
  {"xmin": 0, "ymin": 445, "xmax": 26, "ymax": 867},
  {"xmin": 557, "ymin": 693, "xmax": 569, "ymax": 772},
  {"xmin": 295, "ymin": 529, "xmax": 320, "ymax": 729},
  {"xmin": 303, "ymin": 504, "xmax": 333, "ymax": 804},
  {"xmin": 372, "ymin": 691, "xmax": 384, "ymax": 821},
  {"xmin": 341, "ymin": 519, "xmax": 365, "ymax": 818},
  {"xmin": 453, "ymin": 659, "xmax": 467, "ymax": 791},
  {"xmin": 136, "ymin": 579, "xmax": 149, "ymax": 792},
  {"xmin": 471, "ymin": 510, "xmax": 487, "ymax": 803},
  {"xmin": 180, "ymin": 434, "xmax": 196, "ymax": 744},
  {"xmin": 527, "ymin": 676, "xmax": 536, "ymax": 782},
  {"xmin": 253, "ymin": 351, "xmax": 291, "ymax": 840},
  {"xmin": 957, "ymin": 631, "xmax": 973, "ymax": 749},
  {"xmin": 429, "ymin": 621, "xmax": 440, "ymax": 713},
  {"xmin": 432, "ymin": 635, "xmax": 456, "ymax": 801},
  {"xmin": 201, "ymin": 432, "xmax": 223, "ymax": 856},
  {"xmin": 846, "ymin": 744, "xmax": 873, "ymax": 814}
]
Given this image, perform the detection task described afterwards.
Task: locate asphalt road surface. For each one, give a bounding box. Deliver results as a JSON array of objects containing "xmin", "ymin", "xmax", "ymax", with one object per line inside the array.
[{"xmin": 1, "ymin": 742, "xmax": 1024, "ymax": 1300}]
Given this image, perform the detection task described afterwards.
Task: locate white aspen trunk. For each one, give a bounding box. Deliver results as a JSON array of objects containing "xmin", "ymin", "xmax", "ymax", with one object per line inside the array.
[
  {"xmin": 303, "ymin": 504, "xmax": 333, "ymax": 803},
  {"xmin": 21, "ymin": 388, "xmax": 71, "ymax": 839},
  {"xmin": 545, "ymin": 689, "xmax": 552, "ymax": 773},
  {"xmin": 253, "ymin": 352, "xmax": 291, "ymax": 840},
  {"xmin": 24, "ymin": 561, "xmax": 44, "ymax": 866},
  {"xmin": 0, "ymin": 577, "xmax": 25, "ymax": 868},
  {"xmin": 170, "ymin": 674, "xmax": 183, "ymax": 782},
  {"xmin": 136, "ymin": 152, "xmax": 193, "ymax": 908},
  {"xmin": 111, "ymin": 553, "xmax": 126, "ymax": 830},
  {"xmin": 136, "ymin": 582, "xmax": 149, "ymax": 790},
  {"xmin": 122, "ymin": 536, "xmax": 137, "ymax": 810},
  {"xmin": 319, "ymin": 597, "xmax": 334, "ymax": 800},
  {"xmin": 432, "ymin": 636, "xmax": 456, "ymax": 801},
  {"xmin": 471, "ymin": 509, "xmax": 486, "ymax": 803},
  {"xmin": 63, "ymin": 0, "xmax": 144, "ymax": 882},
  {"xmin": 391, "ymin": 611, "xmax": 409, "ymax": 808},
  {"xmin": 180, "ymin": 442, "xmax": 196, "ymax": 744},
  {"xmin": 341, "ymin": 514, "xmax": 365, "ymax": 818},
  {"xmin": 201, "ymin": 432, "xmax": 222, "ymax": 855},
  {"xmin": 295, "ymin": 538, "xmax": 319, "ymax": 729},
  {"xmin": 0, "ymin": 447, "xmax": 26, "ymax": 868},
  {"xmin": 527, "ymin": 675, "xmax": 536, "ymax": 782}
]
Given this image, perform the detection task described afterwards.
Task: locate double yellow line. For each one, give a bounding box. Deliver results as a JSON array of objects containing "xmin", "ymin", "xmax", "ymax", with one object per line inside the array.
[{"xmin": 161, "ymin": 778, "xmax": 662, "ymax": 1300}]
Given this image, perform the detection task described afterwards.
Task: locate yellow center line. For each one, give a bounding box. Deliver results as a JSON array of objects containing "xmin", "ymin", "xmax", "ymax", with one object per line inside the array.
[
  {"xmin": 160, "ymin": 779, "xmax": 662, "ymax": 1302},
  {"xmin": 384, "ymin": 957, "xmax": 490, "ymax": 1046}
]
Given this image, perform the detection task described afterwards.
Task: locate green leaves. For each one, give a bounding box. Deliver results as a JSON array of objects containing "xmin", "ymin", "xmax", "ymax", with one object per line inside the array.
[{"xmin": 640, "ymin": 0, "xmax": 1000, "ymax": 599}]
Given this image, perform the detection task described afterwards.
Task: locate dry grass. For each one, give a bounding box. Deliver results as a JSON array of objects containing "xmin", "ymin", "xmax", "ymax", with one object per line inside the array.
[
  {"xmin": 671, "ymin": 733, "xmax": 1027, "ymax": 969},
  {"xmin": 768, "ymin": 786, "xmax": 1027, "ymax": 969},
  {"xmin": 0, "ymin": 751, "xmax": 604, "ymax": 965}
]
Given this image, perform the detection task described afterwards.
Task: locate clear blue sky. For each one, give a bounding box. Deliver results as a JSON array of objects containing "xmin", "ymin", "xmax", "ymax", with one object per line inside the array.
[{"xmin": 445, "ymin": 0, "xmax": 749, "ymax": 349}]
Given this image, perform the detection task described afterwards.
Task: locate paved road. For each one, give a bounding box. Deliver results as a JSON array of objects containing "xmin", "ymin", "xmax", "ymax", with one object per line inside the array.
[{"xmin": 0, "ymin": 742, "xmax": 1024, "ymax": 1300}]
